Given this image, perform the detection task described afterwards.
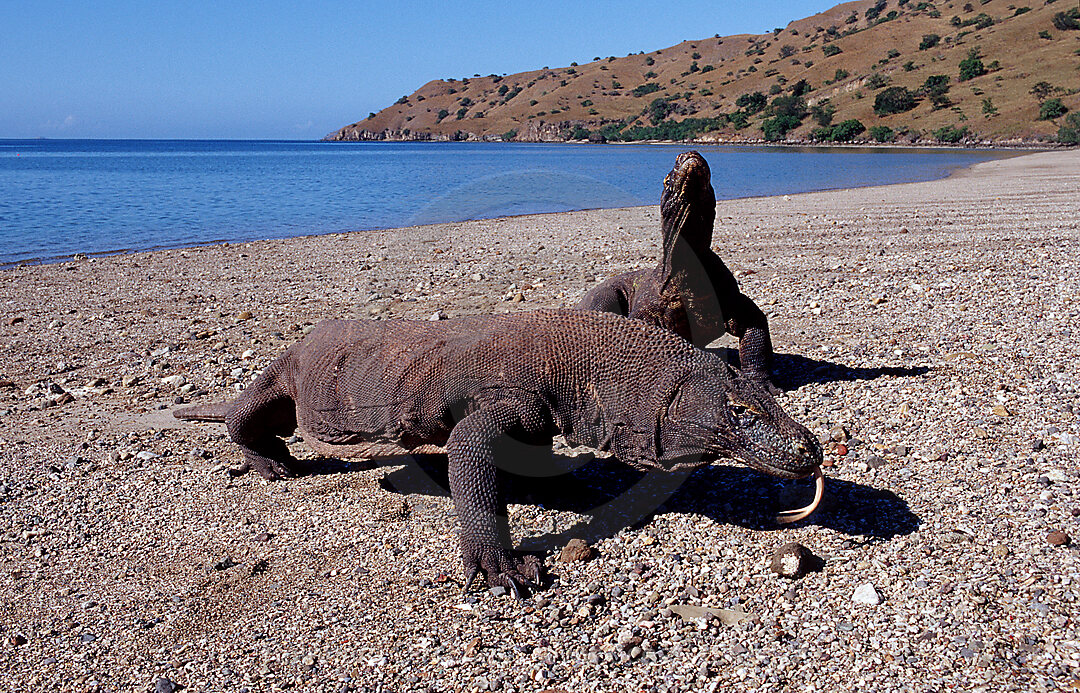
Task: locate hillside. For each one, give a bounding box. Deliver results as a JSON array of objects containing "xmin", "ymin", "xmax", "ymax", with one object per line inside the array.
[{"xmin": 326, "ymin": 0, "xmax": 1080, "ymax": 145}]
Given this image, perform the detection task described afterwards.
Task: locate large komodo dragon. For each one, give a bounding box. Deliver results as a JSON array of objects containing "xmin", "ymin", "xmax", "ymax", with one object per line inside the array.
[
  {"xmin": 579, "ymin": 151, "xmax": 776, "ymax": 388},
  {"xmin": 174, "ymin": 309, "xmax": 823, "ymax": 595}
]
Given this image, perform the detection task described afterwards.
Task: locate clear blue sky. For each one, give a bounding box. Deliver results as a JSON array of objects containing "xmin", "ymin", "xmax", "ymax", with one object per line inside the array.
[{"xmin": 1, "ymin": 1, "xmax": 841, "ymax": 139}]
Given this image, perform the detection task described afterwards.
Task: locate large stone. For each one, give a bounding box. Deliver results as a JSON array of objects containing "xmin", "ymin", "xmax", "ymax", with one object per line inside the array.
[
  {"xmin": 769, "ymin": 542, "xmax": 820, "ymax": 579},
  {"xmin": 558, "ymin": 538, "xmax": 593, "ymax": 563},
  {"xmin": 852, "ymin": 582, "xmax": 883, "ymax": 606}
]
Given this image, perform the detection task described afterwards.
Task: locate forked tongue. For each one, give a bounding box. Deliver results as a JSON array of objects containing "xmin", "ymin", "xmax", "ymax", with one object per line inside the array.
[{"xmin": 776, "ymin": 466, "xmax": 825, "ymax": 524}]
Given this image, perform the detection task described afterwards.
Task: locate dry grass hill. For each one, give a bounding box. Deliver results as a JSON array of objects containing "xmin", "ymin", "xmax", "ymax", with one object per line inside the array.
[{"xmin": 327, "ymin": 0, "xmax": 1080, "ymax": 145}]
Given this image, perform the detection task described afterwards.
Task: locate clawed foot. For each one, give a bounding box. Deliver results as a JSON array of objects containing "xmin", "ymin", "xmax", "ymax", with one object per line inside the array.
[
  {"xmin": 231, "ymin": 450, "xmax": 300, "ymax": 480},
  {"xmin": 462, "ymin": 545, "xmax": 543, "ymax": 598}
]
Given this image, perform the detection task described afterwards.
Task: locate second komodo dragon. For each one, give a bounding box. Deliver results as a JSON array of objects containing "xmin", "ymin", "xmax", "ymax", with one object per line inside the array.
[
  {"xmin": 579, "ymin": 151, "xmax": 777, "ymax": 387},
  {"xmin": 174, "ymin": 309, "xmax": 823, "ymax": 594}
]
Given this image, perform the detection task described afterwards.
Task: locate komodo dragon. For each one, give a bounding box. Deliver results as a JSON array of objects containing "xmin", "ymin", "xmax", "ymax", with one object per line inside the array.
[
  {"xmin": 579, "ymin": 151, "xmax": 776, "ymax": 388},
  {"xmin": 174, "ymin": 309, "xmax": 822, "ymax": 595}
]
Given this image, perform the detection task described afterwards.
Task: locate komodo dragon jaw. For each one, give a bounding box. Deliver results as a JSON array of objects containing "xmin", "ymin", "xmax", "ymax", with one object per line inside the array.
[{"xmin": 659, "ymin": 369, "xmax": 822, "ymax": 479}]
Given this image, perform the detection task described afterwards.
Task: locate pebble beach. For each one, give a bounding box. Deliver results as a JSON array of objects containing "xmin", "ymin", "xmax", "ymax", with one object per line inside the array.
[{"xmin": 1, "ymin": 149, "xmax": 1078, "ymax": 692}]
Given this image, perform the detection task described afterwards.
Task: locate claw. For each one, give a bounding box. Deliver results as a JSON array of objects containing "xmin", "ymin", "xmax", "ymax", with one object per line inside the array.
[
  {"xmin": 507, "ymin": 578, "xmax": 524, "ymax": 600},
  {"xmin": 463, "ymin": 566, "xmax": 479, "ymax": 593}
]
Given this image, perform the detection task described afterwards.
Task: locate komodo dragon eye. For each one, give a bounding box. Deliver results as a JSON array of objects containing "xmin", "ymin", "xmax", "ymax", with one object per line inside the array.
[{"xmin": 730, "ymin": 403, "xmax": 761, "ymax": 427}]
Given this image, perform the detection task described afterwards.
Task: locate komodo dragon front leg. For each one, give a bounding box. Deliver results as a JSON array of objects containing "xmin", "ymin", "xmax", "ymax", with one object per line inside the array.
[
  {"xmin": 724, "ymin": 291, "xmax": 776, "ymax": 391},
  {"xmin": 446, "ymin": 399, "xmax": 548, "ymax": 597}
]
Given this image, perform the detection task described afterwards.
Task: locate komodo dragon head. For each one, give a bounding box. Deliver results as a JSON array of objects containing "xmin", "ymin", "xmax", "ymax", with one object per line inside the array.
[
  {"xmin": 656, "ymin": 362, "xmax": 822, "ymax": 480},
  {"xmin": 659, "ymin": 151, "xmax": 716, "ymax": 272}
]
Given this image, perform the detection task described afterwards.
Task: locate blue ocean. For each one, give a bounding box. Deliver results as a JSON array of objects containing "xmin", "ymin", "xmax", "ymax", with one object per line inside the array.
[{"xmin": 0, "ymin": 140, "xmax": 1014, "ymax": 267}]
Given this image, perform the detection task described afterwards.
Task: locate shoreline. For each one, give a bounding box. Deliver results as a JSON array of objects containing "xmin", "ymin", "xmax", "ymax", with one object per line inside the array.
[
  {"xmin": 1, "ymin": 144, "xmax": 1029, "ymax": 271},
  {"xmin": 1, "ymin": 149, "xmax": 1078, "ymax": 691}
]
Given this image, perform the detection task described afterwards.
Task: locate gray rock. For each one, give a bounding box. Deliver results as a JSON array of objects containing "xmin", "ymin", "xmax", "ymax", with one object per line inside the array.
[{"xmin": 155, "ymin": 677, "xmax": 178, "ymax": 693}]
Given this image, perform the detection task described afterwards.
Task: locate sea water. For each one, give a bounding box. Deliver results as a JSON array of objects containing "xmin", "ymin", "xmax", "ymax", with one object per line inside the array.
[{"xmin": 0, "ymin": 139, "xmax": 1013, "ymax": 267}]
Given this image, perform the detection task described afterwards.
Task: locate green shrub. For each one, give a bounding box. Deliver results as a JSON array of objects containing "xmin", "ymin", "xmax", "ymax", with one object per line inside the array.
[
  {"xmin": 811, "ymin": 101, "xmax": 836, "ymax": 127},
  {"xmin": 919, "ymin": 34, "xmax": 941, "ymax": 50},
  {"xmin": 1039, "ymin": 29, "xmax": 1052, "ymax": 39},
  {"xmin": 1052, "ymin": 11, "xmax": 1080, "ymax": 30},
  {"xmin": 958, "ymin": 50, "xmax": 987, "ymax": 81},
  {"xmin": 647, "ymin": 97, "xmax": 672, "ymax": 124},
  {"xmin": 1013, "ymin": 7, "xmax": 1031, "ymax": 16},
  {"xmin": 502, "ymin": 129, "xmax": 517, "ymax": 141},
  {"xmin": 866, "ymin": 72, "xmax": 890, "ymax": 89},
  {"xmin": 1039, "ymin": 98, "xmax": 1068, "ymax": 120},
  {"xmin": 823, "ymin": 44, "xmax": 843, "ymax": 57},
  {"xmin": 632, "ymin": 83, "xmax": 661, "ymax": 97},
  {"xmin": 831, "ymin": 119, "xmax": 867, "ymax": 141},
  {"xmin": 811, "ymin": 126, "xmax": 834, "ymax": 141},
  {"xmin": 903, "ymin": 61, "xmax": 916, "ymax": 71},
  {"xmin": 780, "ymin": 44, "xmax": 798, "ymax": 58},
  {"xmin": 834, "ymin": 68, "xmax": 850, "ymax": 82},
  {"xmin": 1031, "ymin": 81, "xmax": 1056, "ymax": 101},
  {"xmin": 566, "ymin": 125, "xmax": 591, "ymax": 140},
  {"xmin": 728, "ymin": 111, "xmax": 750, "ymax": 129},
  {"xmin": 735, "ymin": 91, "xmax": 768, "ymax": 113},
  {"xmin": 1058, "ymin": 112, "xmax": 1080, "ymax": 143},
  {"xmin": 790, "ymin": 79, "xmax": 812, "ymax": 97},
  {"xmin": 762, "ymin": 114, "xmax": 803, "ymax": 141},
  {"xmin": 933, "ymin": 124, "xmax": 969, "ymax": 142},
  {"xmin": 982, "ymin": 98, "xmax": 998, "ymax": 117},
  {"xmin": 869, "ymin": 125, "xmax": 896, "ymax": 142},
  {"xmin": 874, "ymin": 86, "xmax": 917, "ymax": 115},
  {"xmin": 866, "ymin": 0, "xmax": 887, "ymax": 20},
  {"xmin": 921, "ymin": 74, "xmax": 952, "ymax": 108},
  {"xmin": 435, "ymin": 109, "xmax": 449, "ymax": 123},
  {"xmin": 616, "ymin": 116, "xmax": 727, "ymax": 142},
  {"xmin": 767, "ymin": 94, "xmax": 808, "ymax": 119}
]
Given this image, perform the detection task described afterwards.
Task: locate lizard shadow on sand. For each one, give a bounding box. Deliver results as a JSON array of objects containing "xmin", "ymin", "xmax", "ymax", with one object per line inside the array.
[
  {"xmin": 361, "ymin": 451, "xmax": 920, "ymax": 553},
  {"xmin": 705, "ymin": 346, "xmax": 930, "ymax": 391}
]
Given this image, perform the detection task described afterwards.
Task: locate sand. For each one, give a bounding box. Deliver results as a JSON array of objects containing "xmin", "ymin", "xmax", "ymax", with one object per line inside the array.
[{"xmin": 1, "ymin": 149, "xmax": 1078, "ymax": 692}]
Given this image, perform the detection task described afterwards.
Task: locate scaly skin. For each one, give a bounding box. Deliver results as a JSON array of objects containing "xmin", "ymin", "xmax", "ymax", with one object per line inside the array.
[
  {"xmin": 579, "ymin": 151, "xmax": 776, "ymax": 388},
  {"xmin": 174, "ymin": 309, "xmax": 820, "ymax": 594}
]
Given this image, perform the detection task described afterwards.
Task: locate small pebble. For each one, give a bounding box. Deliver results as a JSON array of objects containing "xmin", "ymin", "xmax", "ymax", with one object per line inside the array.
[{"xmin": 1047, "ymin": 531, "xmax": 1071, "ymax": 547}]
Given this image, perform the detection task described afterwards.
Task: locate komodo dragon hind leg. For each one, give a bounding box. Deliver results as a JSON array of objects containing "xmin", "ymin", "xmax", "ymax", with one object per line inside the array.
[{"xmin": 446, "ymin": 401, "xmax": 549, "ymax": 597}]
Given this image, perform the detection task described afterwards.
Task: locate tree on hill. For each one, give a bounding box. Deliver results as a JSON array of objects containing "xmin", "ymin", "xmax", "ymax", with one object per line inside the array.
[
  {"xmin": 735, "ymin": 91, "xmax": 767, "ymax": 114},
  {"xmin": 958, "ymin": 49, "xmax": 986, "ymax": 81},
  {"xmin": 874, "ymin": 86, "xmax": 917, "ymax": 116},
  {"xmin": 1058, "ymin": 113, "xmax": 1080, "ymax": 144},
  {"xmin": 920, "ymin": 75, "xmax": 952, "ymax": 109},
  {"xmin": 647, "ymin": 98, "xmax": 672, "ymax": 125}
]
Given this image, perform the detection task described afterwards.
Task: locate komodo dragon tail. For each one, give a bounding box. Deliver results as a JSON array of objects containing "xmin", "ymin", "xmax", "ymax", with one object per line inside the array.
[{"xmin": 172, "ymin": 401, "xmax": 233, "ymax": 422}]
